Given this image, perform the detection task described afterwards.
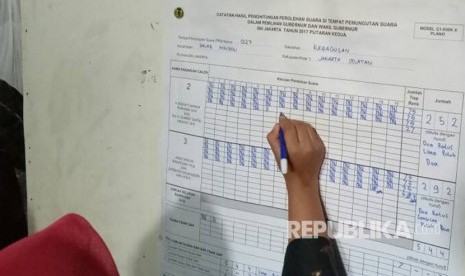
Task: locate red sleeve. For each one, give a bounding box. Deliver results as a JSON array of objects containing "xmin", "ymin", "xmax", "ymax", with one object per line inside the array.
[{"xmin": 0, "ymin": 213, "xmax": 119, "ymax": 276}]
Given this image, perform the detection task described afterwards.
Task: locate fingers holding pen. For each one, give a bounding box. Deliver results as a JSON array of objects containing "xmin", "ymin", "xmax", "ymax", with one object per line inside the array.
[
  {"xmin": 295, "ymin": 121, "xmax": 312, "ymax": 146},
  {"xmin": 279, "ymin": 116, "xmax": 315, "ymax": 150},
  {"xmin": 306, "ymin": 123, "xmax": 326, "ymax": 158},
  {"xmin": 267, "ymin": 123, "xmax": 281, "ymax": 162},
  {"xmin": 306, "ymin": 123, "xmax": 318, "ymax": 140},
  {"xmin": 279, "ymin": 114, "xmax": 299, "ymax": 152}
]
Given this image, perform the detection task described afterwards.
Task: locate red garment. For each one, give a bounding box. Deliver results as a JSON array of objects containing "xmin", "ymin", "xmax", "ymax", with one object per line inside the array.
[{"xmin": 0, "ymin": 214, "xmax": 119, "ymax": 276}]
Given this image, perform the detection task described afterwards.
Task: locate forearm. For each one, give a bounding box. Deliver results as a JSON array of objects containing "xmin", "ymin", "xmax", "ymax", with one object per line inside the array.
[
  {"xmin": 287, "ymin": 179, "xmax": 327, "ymax": 239},
  {"xmin": 267, "ymin": 118, "xmax": 346, "ymax": 275}
]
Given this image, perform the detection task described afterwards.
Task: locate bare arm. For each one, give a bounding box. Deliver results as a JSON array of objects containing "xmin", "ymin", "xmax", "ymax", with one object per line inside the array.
[{"xmin": 267, "ymin": 115, "xmax": 327, "ymax": 239}]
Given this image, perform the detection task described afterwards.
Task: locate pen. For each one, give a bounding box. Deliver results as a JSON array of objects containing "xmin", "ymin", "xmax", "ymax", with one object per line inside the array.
[{"xmin": 279, "ymin": 114, "xmax": 288, "ymax": 175}]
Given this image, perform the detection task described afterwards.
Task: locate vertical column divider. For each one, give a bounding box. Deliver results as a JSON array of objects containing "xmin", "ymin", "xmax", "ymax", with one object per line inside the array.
[{"xmin": 396, "ymin": 87, "xmax": 407, "ymax": 231}]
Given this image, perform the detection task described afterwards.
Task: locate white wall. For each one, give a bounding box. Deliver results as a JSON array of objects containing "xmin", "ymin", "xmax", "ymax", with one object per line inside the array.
[
  {"xmin": 21, "ymin": 1, "xmax": 165, "ymax": 275},
  {"xmin": 0, "ymin": 0, "xmax": 22, "ymax": 92}
]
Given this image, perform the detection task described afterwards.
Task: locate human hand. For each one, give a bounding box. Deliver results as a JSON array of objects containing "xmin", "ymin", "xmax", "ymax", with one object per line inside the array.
[
  {"xmin": 267, "ymin": 115, "xmax": 326, "ymax": 194},
  {"xmin": 267, "ymin": 115, "xmax": 328, "ymax": 238}
]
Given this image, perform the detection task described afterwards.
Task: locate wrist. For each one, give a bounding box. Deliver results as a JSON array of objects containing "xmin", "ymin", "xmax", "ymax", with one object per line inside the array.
[{"xmin": 285, "ymin": 176, "xmax": 320, "ymax": 196}]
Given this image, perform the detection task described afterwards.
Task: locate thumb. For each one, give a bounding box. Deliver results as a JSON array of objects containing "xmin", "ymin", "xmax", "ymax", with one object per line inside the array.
[{"xmin": 267, "ymin": 124, "xmax": 281, "ymax": 167}]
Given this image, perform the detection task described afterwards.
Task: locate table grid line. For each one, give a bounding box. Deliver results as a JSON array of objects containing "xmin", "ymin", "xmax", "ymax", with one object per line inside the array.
[{"xmin": 197, "ymin": 74, "xmax": 461, "ymax": 256}]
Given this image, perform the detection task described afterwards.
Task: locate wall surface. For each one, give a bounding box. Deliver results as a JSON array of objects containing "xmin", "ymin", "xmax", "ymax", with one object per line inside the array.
[
  {"xmin": 21, "ymin": 1, "xmax": 165, "ymax": 275},
  {"xmin": 0, "ymin": 0, "xmax": 22, "ymax": 92}
]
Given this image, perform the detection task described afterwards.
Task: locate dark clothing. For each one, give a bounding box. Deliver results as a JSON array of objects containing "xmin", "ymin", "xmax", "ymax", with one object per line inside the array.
[
  {"xmin": 0, "ymin": 79, "xmax": 24, "ymax": 170},
  {"xmin": 0, "ymin": 79, "xmax": 27, "ymax": 249},
  {"xmin": 282, "ymin": 237, "xmax": 346, "ymax": 276}
]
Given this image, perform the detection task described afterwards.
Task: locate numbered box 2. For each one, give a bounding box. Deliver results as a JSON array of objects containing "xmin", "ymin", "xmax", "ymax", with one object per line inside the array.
[{"xmin": 169, "ymin": 76, "xmax": 208, "ymax": 136}]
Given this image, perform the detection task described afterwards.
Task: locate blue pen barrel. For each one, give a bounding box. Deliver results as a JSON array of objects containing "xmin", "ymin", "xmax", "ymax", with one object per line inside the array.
[
  {"xmin": 279, "ymin": 128, "xmax": 287, "ymax": 159},
  {"xmin": 279, "ymin": 128, "xmax": 288, "ymax": 174}
]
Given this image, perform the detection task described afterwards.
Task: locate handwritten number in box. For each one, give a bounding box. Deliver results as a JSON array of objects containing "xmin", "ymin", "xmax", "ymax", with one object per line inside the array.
[
  {"xmin": 435, "ymin": 112, "xmax": 448, "ymax": 131},
  {"xmin": 448, "ymin": 115, "xmax": 461, "ymax": 132},
  {"xmin": 430, "ymin": 182, "xmax": 442, "ymax": 196},
  {"xmin": 419, "ymin": 179, "xmax": 430, "ymax": 196},
  {"xmin": 441, "ymin": 182, "xmax": 455, "ymax": 200},
  {"xmin": 423, "ymin": 111, "xmax": 435, "ymax": 128}
]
